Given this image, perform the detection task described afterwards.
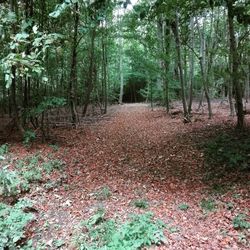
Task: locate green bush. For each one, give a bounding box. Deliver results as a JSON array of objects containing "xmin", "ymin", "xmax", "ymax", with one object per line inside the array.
[
  {"xmin": 95, "ymin": 186, "xmax": 112, "ymax": 200},
  {"xmin": 178, "ymin": 203, "xmax": 189, "ymax": 211},
  {"xmin": 42, "ymin": 159, "xmax": 64, "ymax": 174},
  {"xmin": 133, "ymin": 199, "xmax": 149, "ymax": 209},
  {"xmin": 0, "ymin": 144, "xmax": 8, "ymax": 157},
  {"xmin": 75, "ymin": 212, "xmax": 166, "ymax": 250},
  {"xmin": 0, "ymin": 199, "xmax": 34, "ymax": 249},
  {"xmin": 233, "ymin": 214, "xmax": 250, "ymax": 230},
  {"xmin": 203, "ymin": 133, "xmax": 250, "ymax": 171},
  {"xmin": 16, "ymin": 155, "xmax": 42, "ymax": 183},
  {"xmin": 23, "ymin": 130, "xmax": 36, "ymax": 146},
  {"xmin": 0, "ymin": 167, "xmax": 29, "ymax": 197},
  {"xmin": 200, "ymin": 198, "xmax": 216, "ymax": 212}
]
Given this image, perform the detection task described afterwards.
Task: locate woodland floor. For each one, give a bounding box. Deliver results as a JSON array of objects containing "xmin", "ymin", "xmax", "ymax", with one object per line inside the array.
[{"xmin": 2, "ymin": 102, "xmax": 250, "ymax": 249}]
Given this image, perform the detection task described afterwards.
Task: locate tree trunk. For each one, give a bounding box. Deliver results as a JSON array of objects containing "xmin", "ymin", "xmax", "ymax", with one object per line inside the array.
[
  {"xmin": 118, "ymin": 35, "xmax": 124, "ymax": 105},
  {"xmin": 10, "ymin": 0, "xmax": 24, "ymax": 135},
  {"xmin": 227, "ymin": 0, "xmax": 244, "ymax": 128},
  {"xmin": 69, "ymin": 3, "xmax": 79, "ymax": 124},
  {"xmin": 171, "ymin": 12, "xmax": 190, "ymax": 122},
  {"xmin": 188, "ymin": 17, "xmax": 194, "ymax": 114},
  {"xmin": 200, "ymin": 19, "xmax": 212, "ymax": 119},
  {"xmin": 82, "ymin": 28, "xmax": 96, "ymax": 116}
]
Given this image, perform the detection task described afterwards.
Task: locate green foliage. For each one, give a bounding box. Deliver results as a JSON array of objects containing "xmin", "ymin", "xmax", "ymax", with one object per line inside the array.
[
  {"xmin": 42, "ymin": 159, "xmax": 64, "ymax": 174},
  {"xmin": 75, "ymin": 212, "xmax": 166, "ymax": 250},
  {"xmin": 29, "ymin": 97, "xmax": 66, "ymax": 118},
  {"xmin": 178, "ymin": 203, "xmax": 189, "ymax": 211},
  {"xmin": 0, "ymin": 199, "xmax": 34, "ymax": 249},
  {"xmin": 200, "ymin": 198, "xmax": 216, "ymax": 212},
  {"xmin": 133, "ymin": 199, "xmax": 149, "ymax": 209},
  {"xmin": 2, "ymin": 154, "xmax": 65, "ymax": 195},
  {"xmin": 0, "ymin": 167, "xmax": 28, "ymax": 197},
  {"xmin": 49, "ymin": 144, "xmax": 59, "ymax": 152},
  {"xmin": 95, "ymin": 186, "xmax": 112, "ymax": 200},
  {"xmin": 203, "ymin": 133, "xmax": 250, "ymax": 171},
  {"xmin": 23, "ymin": 130, "xmax": 36, "ymax": 146},
  {"xmin": 233, "ymin": 214, "xmax": 250, "ymax": 230},
  {"xmin": 16, "ymin": 155, "xmax": 42, "ymax": 183},
  {"xmin": 0, "ymin": 144, "xmax": 8, "ymax": 157}
]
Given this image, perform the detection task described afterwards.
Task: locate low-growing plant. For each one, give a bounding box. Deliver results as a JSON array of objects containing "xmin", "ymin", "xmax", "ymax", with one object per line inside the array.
[
  {"xmin": 133, "ymin": 199, "xmax": 149, "ymax": 209},
  {"xmin": 74, "ymin": 212, "xmax": 166, "ymax": 250},
  {"xmin": 178, "ymin": 203, "xmax": 189, "ymax": 211},
  {"xmin": 42, "ymin": 159, "xmax": 64, "ymax": 174},
  {"xmin": 95, "ymin": 186, "xmax": 112, "ymax": 200},
  {"xmin": 23, "ymin": 130, "xmax": 36, "ymax": 146},
  {"xmin": 49, "ymin": 144, "xmax": 59, "ymax": 152},
  {"xmin": 16, "ymin": 155, "xmax": 42, "ymax": 183},
  {"xmin": 0, "ymin": 167, "xmax": 29, "ymax": 197},
  {"xmin": 200, "ymin": 198, "xmax": 216, "ymax": 212},
  {"xmin": 0, "ymin": 144, "xmax": 8, "ymax": 156},
  {"xmin": 0, "ymin": 199, "xmax": 34, "ymax": 249},
  {"xmin": 233, "ymin": 213, "xmax": 250, "ymax": 230},
  {"xmin": 203, "ymin": 133, "xmax": 250, "ymax": 172}
]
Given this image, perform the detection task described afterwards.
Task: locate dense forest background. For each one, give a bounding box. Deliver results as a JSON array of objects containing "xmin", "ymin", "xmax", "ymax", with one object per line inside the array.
[{"xmin": 0, "ymin": 0, "xmax": 250, "ymax": 141}]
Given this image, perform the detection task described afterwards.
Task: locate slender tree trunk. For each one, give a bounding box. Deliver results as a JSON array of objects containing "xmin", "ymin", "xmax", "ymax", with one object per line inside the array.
[
  {"xmin": 188, "ymin": 17, "xmax": 194, "ymax": 114},
  {"xmin": 10, "ymin": 0, "xmax": 24, "ymax": 135},
  {"xmin": 227, "ymin": 0, "xmax": 244, "ymax": 128},
  {"xmin": 101, "ymin": 25, "xmax": 108, "ymax": 114},
  {"xmin": 171, "ymin": 12, "xmax": 190, "ymax": 122},
  {"xmin": 69, "ymin": 3, "xmax": 79, "ymax": 124},
  {"xmin": 118, "ymin": 35, "xmax": 124, "ymax": 104},
  {"xmin": 118, "ymin": 7, "xmax": 124, "ymax": 105},
  {"xmin": 200, "ymin": 19, "xmax": 212, "ymax": 119},
  {"xmin": 82, "ymin": 28, "xmax": 96, "ymax": 116}
]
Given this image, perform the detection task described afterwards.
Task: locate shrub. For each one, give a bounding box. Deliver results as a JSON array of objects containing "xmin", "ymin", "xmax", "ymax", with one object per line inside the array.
[
  {"xmin": 75, "ymin": 212, "xmax": 166, "ymax": 250},
  {"xmin": 203, "ymin": 133, "xmax": 250, "ymax": 171},
  {"xmin": 0, "ymin": 167, "xmax": 29, "ymax": 197},
  {"xmin": 233, "ymin": 214, "xmax": 250, "ymax": 230},
  {"xmin": 0, "ymin": 144, "xmax": 8, "ymax": 156},
  {"xmin": 178, "ymin": 203, "xmax": 189, "ymax": 211},
  {"xmin": 42, "ymin": 159, "xmax": 64, "ymax": 174},
  {"xmin": 95, "ymin": 186, "xmax": 112, "ymax": 200},
  {"xmin": 0, "ymin": 199, "xmax": 34, "ymax": 249},
  {"xmin": 133, "ymin": 199, "xmax": 149, "ymax": 209},
  {"xmin": 16, "ymin": 155, "xmax": 42, "ymax": 183},
  {"xmin": 200, "ymin": 198, "xmax": 216, "ymax": 212},
  {"xmin": 23, "ymin": 130, "xmax": 36, "ymax": 146}
]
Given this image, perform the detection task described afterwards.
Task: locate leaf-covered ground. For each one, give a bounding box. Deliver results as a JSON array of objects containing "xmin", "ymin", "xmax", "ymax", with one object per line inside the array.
[{"xmin": 6, "ymin": 103, "xmax": 250, "ymax": 249}]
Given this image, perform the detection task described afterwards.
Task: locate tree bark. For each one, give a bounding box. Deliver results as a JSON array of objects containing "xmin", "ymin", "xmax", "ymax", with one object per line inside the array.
[
  {"xmin": 171, "ymin": 12, "xmax": 190, "ymax": 122},
  {"xmin": 188, "ymin": 17, "xmax": 194, "ymax": 114},
  {"xmin": 227, "ymin": 0, "xmax": 244, "ymax": 128},
  {"xmin": 69, "ymin": 3, "xmax": 79, "ymax": 124},
  {"xmin": 82, "ymin": 28, "xmax": 96, "ymax": 116}
]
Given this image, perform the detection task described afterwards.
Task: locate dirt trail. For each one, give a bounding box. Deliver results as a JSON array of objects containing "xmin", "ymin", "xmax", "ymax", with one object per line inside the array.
[{"xmin": 27, "ymin": 103, "xmax": 249, "ymax": 249}]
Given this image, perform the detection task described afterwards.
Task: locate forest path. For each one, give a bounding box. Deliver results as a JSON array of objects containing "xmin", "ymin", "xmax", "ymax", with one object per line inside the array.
[{"xmin": 31, "ymin": 103, "xmax": 249, "ymax": 249}]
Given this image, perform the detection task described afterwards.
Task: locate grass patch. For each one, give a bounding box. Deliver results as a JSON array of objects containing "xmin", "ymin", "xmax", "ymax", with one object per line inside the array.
[{"xmin": 74, "ymin": 211, "xmax": 166, "ymax": 250}]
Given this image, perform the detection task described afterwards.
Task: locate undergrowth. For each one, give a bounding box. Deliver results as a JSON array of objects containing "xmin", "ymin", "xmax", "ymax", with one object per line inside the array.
[
  {"xmin": 203, "ymin": 133, "xmax": 250, "ymax": 172},
  {"xmin": 0, "ymin": 154, "xmax": 65, "ymax": 197},
  {"xmin": 74, "ymin": 211, "xmax": 166, "ymax": 250},
  {"xmin": 0, "ymin": 199, "xmax": 34, "ymax": 249}
]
